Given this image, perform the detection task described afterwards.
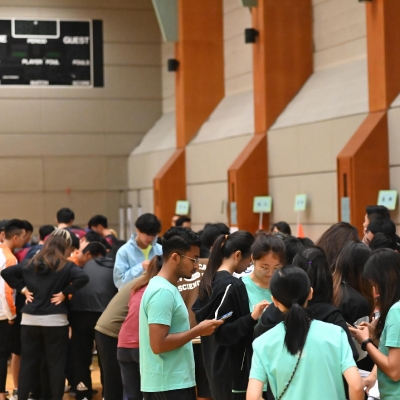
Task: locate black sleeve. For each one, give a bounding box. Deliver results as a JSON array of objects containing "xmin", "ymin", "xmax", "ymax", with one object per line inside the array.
[
  {"xmin": 254, "ymin": 303, "xmax": 284, "ymax": 339},
  {"xmin": 214, "ymin": 285, "xmax": 257, "ymax": 346},
  {"xmin": 61, "ymin": 264, "xmax": 89, "ymax": 296},
  {"xmin": 1, "ymin": 264, "xmax": 25, "ymax": 292},
  {"xmin": 327, "ymin": 310, "xmax": 359, "ymax": 362},
  {"xmin": 338, "ymin": 289, "xmax": 371, "ymax": 325}
]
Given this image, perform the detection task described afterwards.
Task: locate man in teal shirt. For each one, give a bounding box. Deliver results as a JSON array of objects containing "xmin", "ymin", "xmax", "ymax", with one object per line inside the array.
[{"xmin": 139, "ymin": 227, "xmax": 223, "ymax": 400}]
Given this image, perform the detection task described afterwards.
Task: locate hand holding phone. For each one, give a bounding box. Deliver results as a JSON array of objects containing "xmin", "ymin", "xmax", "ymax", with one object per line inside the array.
[{"xmin": 346, "ymin": 322, "xmax": 358, "ymax": 329}]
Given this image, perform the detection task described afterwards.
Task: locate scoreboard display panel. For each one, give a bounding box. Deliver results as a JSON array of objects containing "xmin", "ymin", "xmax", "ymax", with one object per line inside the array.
[{"xmin": 0, "ymin": 19, "xmax": 103, "ymax": 87}]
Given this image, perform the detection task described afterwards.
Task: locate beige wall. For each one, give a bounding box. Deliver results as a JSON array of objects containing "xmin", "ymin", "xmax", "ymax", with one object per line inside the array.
[
  {"xmin": 127, "ymin": 41, "xmax": 177, "ymax": 218},
  {"xmin": 187, "ymin": 135, "xmax": 252, "ymax": 231},
  {"xmin": 128, "ymin": 148, "xmax": 176, "ymax": 216},
  {"xmin": 162, "ymin": 42, "xmax": 175, "ymax": 113},
  {"xmin": 263, "ymin": 1, "xmax": 368, "ymax": 241},
  {"xmin": 0, "ymin": 0, "xmax": 162, "ymax": 231},
  {"xmin": 313, "ymin": 0, "xmax": 367, "ymax": 70},
  {"xmin": 223, "ymin": 0, "xmax": 253, "ymax": 95},
  {"xmin": 268, "ymin": 113, "xmax": 367, "ymax": 241}
]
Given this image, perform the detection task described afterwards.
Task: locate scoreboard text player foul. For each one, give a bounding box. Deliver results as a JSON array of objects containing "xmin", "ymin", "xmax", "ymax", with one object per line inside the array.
[{"xmin": 0, "ymin": 19, "xmax": 103, "ymax": 87}]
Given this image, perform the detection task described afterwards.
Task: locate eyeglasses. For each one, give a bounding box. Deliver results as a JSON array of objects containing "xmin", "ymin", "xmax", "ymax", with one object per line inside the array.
[
  {"xmin": 178, "ymin": 254, "xmax": 199, "ymax": 265},
  {"xmin": 253, "ymin": 262, "xmax": 282, "ymax": 274}
]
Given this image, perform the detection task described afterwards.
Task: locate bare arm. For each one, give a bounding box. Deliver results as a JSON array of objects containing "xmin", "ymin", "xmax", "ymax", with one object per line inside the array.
[
  {"xmin": 350, "ymin": 325, "xmax": 400, "ymax": 381},
  {"xmin": 246, "ymin": 379, "xmax": 264, "ymax": 400},
  {"xmin": 149, "ymin": 319, "xmax": 223, "ymax": 354},
  {"xmin": 363, "ymin": 365, "xmax": 377, "ymax": 394},
  {"xmin": 343, "ymin": 367, "xmax": 364, "ymax": 400},
  {"xmin": 365, "ymin": 344, "xmax": 400, "ymax": 381}
]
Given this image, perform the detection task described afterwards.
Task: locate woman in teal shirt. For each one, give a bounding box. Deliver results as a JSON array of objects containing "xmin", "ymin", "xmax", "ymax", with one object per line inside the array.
[
  {"xmin": 350, "ymin": 249, "xmax": 400, "ymax": 399},
  {"xmin": 214, "ymin": 234, "xmax": 286, "ymax": 399},
  {"xmin": 248, "ymin": 266, "xmax": 364, "ymax": 400}
]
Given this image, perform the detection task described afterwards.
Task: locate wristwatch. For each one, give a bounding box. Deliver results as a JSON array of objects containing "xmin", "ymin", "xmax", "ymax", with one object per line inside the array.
[{"xmin": 361, "ymin": 338, "xmax": 373, "ymax": 351}]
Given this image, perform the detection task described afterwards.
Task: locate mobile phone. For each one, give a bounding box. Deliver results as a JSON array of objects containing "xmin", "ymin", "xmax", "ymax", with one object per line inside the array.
[
  {"xmin": 346, "ymin": 322, "xmax": 358, "ymax": 329},
  {"xmin": 219, "ymin": 311, "xmax": 233, "ymax": 321}
]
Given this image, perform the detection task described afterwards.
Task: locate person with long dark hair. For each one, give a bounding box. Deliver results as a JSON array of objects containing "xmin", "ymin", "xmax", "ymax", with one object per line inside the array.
[
  {"xmin": 117, "ymin": 255, "xmax": 163, "ymax": 400},
  {"xmin": 332, "ymin": 241, "xmax": 373, "ymax": 324},
  {"xmin": 255, "ymin": 246, "xmax": 358, "ymax": 361},
  {"xmin": 247, "ymin": 266, "xmax": 364, "ymax": 400},
  {"xmin": 1, "ymin": 235, "xmax": 89, "ymax": 400},
  {"xmin": 213, "ymin": 234, "xmax": 286, "ymax": 399},
  {"xmin": 349, "ymin": 249, "xmax": 400, "ymax": 398},
  {"xmin": 316, "ymin": 222, "xmax": 359, "ymax": 272},
  {"xmin": 192, "ymin": 230, "xmax": 254, "ymax": 400}
]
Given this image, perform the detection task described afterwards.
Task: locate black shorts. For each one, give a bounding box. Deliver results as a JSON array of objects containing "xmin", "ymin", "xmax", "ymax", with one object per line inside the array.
[
  {"xmin": 193, "ymin": 343, "xmax": 212, "ymax": 398},
  {"xmin": 143, "ymin": 387, "xmax": 196, "ymax": 400}
]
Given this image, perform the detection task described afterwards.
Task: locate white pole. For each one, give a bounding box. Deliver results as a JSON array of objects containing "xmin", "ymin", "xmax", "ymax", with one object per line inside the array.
[
  {"xmin": 137, "ymin": 190, "xmax": 142, "ymax": 217},
  {"xmin": 119, "ymin": 207, "xmax": 125, "ymax": 240},
  {"xmin": 127, "ymin": 205, "xmax": 133, "ymax": 238},
  {"xmin": 259, "ymin": 212, "xmax": 263, "ymax": 230}
]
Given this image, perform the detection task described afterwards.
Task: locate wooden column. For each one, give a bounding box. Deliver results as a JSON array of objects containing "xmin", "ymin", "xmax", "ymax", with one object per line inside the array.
[
  {"xmin": 229, "ymin": 135, "xmax": 268, "ymax": 232},
  {"xmin": 175, "ymin": 0, "xmax": 224, "ymax": 148},
  {"xmin": 366, "ymin": 0, "xmax": 400, "ymax": 111},
  {"xmin": 228, "ymin": 0, "xmax": 313, "ymax": 231},
  {"xmin": 337, "ymin": 0, "xmax": 399, "ymax": 232},
  {"xmin": 154, "ymin": 149, "xmax": 186, "ymax": 233},
  {"xmin": 252, "ymin": 0, "xmax": 313, "ymax": 133},
  {"xmin": 153, "ymin": 0, "xmax": 224, "ymax": 229},
  {"xmin": 337, "ymin": 113, "xmax": 389, "ymax": 234}
]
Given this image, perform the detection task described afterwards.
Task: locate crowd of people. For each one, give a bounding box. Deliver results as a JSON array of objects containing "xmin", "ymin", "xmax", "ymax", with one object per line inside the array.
[{"xmin": 0, "ymin": 205, "xmax": 399, "ymax": 400}]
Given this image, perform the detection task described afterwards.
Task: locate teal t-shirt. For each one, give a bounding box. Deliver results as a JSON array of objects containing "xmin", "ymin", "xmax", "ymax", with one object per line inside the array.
[
  {"xmin": 139, "ymin": 276, "xmax": 195, "ymax": 392},
  {"xmin": 378, "ymin": 301, "xmax": 400, "ymax": 399},
  {"xmin": 250, "ymin": 320, "xmax": 355, "ymax": 400},
  {"xmin": 242, "ymin": 274, "xmax": 272, "ymax": 312}
]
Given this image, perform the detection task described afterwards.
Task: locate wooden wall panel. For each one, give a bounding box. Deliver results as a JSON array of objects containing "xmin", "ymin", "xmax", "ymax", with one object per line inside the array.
[
  {"xmin": 229, "ymin": 135, "xmax": 268, "ymax": 232},
  {"xmin": 175, "ymin": 0, "xmax": 225, "ymax": 148},
  {"xmin": 337, "ymin": 112, "xmax": 389, "ymax": 234},
  {"xmin": 252, "ymin": 0, "xmax": 313, "ymax": 133},
  {"xmin": 367, "ymin": 0, "xmax": 400, "ymax": 111},
  {"xmin": 153, "ymin": 149, "xmax": 186, "ymax": 233},
  {"xmin": 228, "ymin": 0, "xmax": 313, "ymax": 232},
  {"xmin": 337, "ymin": 0, "xmax": 398, "ymax": 233},
  {"xmin": 154, "ymin": 1, "xmax": 225, "ymax": 226}
]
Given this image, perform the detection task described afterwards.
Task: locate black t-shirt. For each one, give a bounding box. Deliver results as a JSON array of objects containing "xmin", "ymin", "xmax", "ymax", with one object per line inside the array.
[{"xmin": 337, "ymin": 281, "xmax": 371, "ymax": 325}]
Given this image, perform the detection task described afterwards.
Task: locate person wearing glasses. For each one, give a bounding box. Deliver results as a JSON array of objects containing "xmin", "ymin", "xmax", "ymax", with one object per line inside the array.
[
  {"xmin": 139, "ymin": 227, "xmax": 223, "ymax": 400},
  {"xmin": 213, "ymin": 234, "xmax": 286, "ymax": 400}
]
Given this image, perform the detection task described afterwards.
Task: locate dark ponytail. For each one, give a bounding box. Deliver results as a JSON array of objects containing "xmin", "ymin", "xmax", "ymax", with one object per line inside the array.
[
  {"xmin": 198, "ymin": 230, "xmax": 254, "ymax": 299},
  {"xmin": 284, "ymin": 302, "xmax": 310, "ymax": 355},
  {"xmin": 292, "ymin": 246, "xmax": 333, "ymax": 304},
  {"xmin": 270, "ymin": 266, "xmax": 311, "ymax": 355}
]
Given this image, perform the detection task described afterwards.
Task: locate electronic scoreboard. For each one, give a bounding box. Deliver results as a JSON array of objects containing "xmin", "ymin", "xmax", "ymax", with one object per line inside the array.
[{"xmin": 0, "ymin": 19, "xmax": 103, "ymax": 87}]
